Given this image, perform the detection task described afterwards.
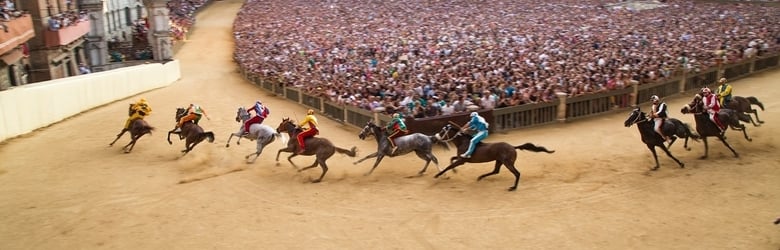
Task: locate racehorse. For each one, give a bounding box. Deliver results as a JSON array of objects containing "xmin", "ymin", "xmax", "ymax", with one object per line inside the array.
[
  {"xmin": 623, "ymin": 107, "xmax": 700, "ymax": 170},
  {"xmin": 353, "ymin": 121, "xmax": 450, "ymax": 177},
  {"xmin": 275, "ymin": 117, "xmax": 357, "ymax": 183},
  {"xmin": 167, "ymin": 107, "xmax": 215, "ymax": 155},
  {"xmin": 681, "ymin": 95, "xmax": 747, "ymax": 159},
  {"xmin": 109, "ymin": 104, "xmax": 155, "ymax": 153},
  {"xmin": 724, "ymin": 96, "xmax": 765, "ymax": 126},
  {"xmin": 225, "ymin": 107, "xmax": 280, "ymax": 163},
  {"xmin": 432, "ymin": 122, "xmax": 555, "ymax": 191}
]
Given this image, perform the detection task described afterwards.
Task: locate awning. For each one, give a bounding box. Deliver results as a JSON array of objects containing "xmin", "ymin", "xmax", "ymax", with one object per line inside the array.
[{"xmin": 0, "ymin": 48, "xmax": 24, "ymax": 65}]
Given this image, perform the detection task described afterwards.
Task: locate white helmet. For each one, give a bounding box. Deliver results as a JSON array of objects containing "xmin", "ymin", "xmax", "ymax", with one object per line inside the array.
[
  {"xmin": 650, "ymin": 95, "xmax": 660, "ymax": 102},
  {"xmin": 701, "ymin": 87, "xmax": 711, "ymax": 93},
  {"xmin": 470, "ymin": 112, "xmax": 478, "ymax": 117}
]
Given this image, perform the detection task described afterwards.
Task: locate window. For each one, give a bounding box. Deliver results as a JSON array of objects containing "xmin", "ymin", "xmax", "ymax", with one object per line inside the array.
[{"xmin": 125, "ymin": 7, "xmax": 132, "ymax": 26}]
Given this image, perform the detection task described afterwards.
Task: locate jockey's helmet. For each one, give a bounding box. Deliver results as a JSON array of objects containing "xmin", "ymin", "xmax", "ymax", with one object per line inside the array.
[
  {"xmin": 393, "ymin": 113, "xmax": 400, "ymax": 118},
  {"xmin": 139, "ymin": 98, "xmax": 147, "ymax": 103},
  {"xmin": 650, "ymin": 95, "xmax": 660, "ymax": 102},
  {"xmin": 701, "ymin": 87, "xmax": 711, "ymax": 93},
  {"xmin": 307, "ymin": 109, "xmax": 315, "ymax": 115},
  {"xmin": 256, "ymin": 100, "xmax": 262, "ymax": 104},
  {"xmin": 470, "ymin": 112, "xmax": 478, "ymax": 117},
  {"xmin": 719, "ymin": 78, "xmax": 727, "ymax": 83}
]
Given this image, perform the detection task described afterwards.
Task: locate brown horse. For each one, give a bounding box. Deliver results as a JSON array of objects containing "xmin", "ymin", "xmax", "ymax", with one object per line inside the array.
[
  {"xmin": 724, "ymin": 96, "xmax": 765, "ymax": 126},
  {"xmin": 681, "ymin": 95, "xmax": 746, "ymax": 159},
  {"xmin": 109, "ymin": 105, "xmax": 154, "ymax": 153},
  {"xmin": 275, "ymin": 117, "xmax": 357, "ymax": 183},
  {"xmin": 432, "ymin": 122, "xmax": 555, "ymax": 191},
  {"xmin": 167, "ymin": 108, "xmax": 215, "ymax": 155}
]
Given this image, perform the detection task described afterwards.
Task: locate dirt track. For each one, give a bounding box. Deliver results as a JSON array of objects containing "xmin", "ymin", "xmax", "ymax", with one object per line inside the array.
[{"xmin": 1, "ymin": 1, "xmax": 778, "ymax": 249}]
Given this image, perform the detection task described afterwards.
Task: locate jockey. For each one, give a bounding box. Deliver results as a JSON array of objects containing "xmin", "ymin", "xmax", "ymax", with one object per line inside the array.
[
  {"xmin": 385, "ymin": 113, "xmax": 408, "ymax": 154},
  {"xmin": 297, "ymin": 109, "xmax": 319, "ymax": 154},
  {"xmin": 244, "ymin": 100, "xmax": 270, "ymax": 135},
  {"xmin": 460, "ymin": 112, "xmax": 489, "ymax": 159},
  {"xmin": 715, "ymin": 78, "xmax": 733, "ymax": 108},
  {"xmin": 174, "ymin": 103, "xmax": 210, "ymax": 132},
  {"xmin": 649, "ymin": 95, "xmax": 670, "ymax": 142},
  {"xmin": 701, "ymin": 87, "xmax": 725, "ymax": 133},
  {"xmin": 124, "ymin": 98, "xmax": 152, "ymax": 132}
]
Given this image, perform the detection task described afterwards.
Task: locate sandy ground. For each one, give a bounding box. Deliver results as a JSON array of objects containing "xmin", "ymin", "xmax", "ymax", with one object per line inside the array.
[{"xmin": 1, "ymin": 1, "xmax": 779, "ymax": 249}]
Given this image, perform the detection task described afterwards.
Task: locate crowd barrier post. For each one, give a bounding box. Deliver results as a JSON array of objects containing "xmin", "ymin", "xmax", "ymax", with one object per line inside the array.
[
  {"xmin": 679, "ymin": 70, "xmax": 687, "ymax": 93},
  {"xmin": 555, "ymin": 92, "xmax": 567, "ymax": 123},
  {"xmin": 629, "ymin": 81, "xmax": 639, "ymax": 106}
]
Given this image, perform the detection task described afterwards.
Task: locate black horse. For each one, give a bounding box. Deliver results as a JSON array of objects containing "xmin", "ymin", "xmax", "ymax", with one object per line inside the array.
[
  {"xmin": 623, "ymin": 107, "xmax": 700, "ymax": 170},
  {"xmin": 109, "ymin": 104, "xmax": 155, "ymax": 153},
  {"xmin": 724, "ymin": 96, "xmax": 765, "ymax": 126},
  {"xmin": 432, "ymin": 122, "xmax": 555, "ymax": 191},
  {"xmin": 681, "ymin": 96, "xmax": 746, "ymax": 159},
  {"xmin": 167, "ymin": 108, "xmax": 215, "ymax": 155},
  {"xmin": 354, "ymin": 121, "xmax": 450, "ymax": 177},
  {"xmin": 275, "ymin": 118, "xmax": 357, "ymax": 183}
]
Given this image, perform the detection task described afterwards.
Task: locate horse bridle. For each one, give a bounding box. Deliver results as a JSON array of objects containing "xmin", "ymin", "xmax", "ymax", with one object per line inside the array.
[
  {"xmin": 437, "ymin": 122, "xmax": 464, "ymax": 142},
  {"xmin": 629, "ymin": 109, "xmax": 648, "ymax": 126}
]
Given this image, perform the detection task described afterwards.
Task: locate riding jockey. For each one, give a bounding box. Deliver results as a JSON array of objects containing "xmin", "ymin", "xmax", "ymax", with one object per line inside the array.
[
  {"xmin": 385, "ymin": 113, "xmax": 408, "ymax": 154},
  {"xmin": 297, "ymin": 109, "xmax": 319, "ymax": 154},
  {"xmin": 460, "ymin": 112, "xmax": 489, "ymax": 159},
  {"xmin": 244, "ymin": 100, "xmax": 270, "ymax": 135},
  {"xmin": 123, "ymin": 98, "xmax": 152, "ymax": 132},
  {"xmin": 174, "ymin": 103, "xmax": 210, "ymax": 132},
  {"xmin": 701, "ymin": 87, "xmax": 725, "ymax": 133},
  {"xmin": 649, "ymin": 95, "xmax": 671, "ymax": 142},
  {"xmin": 715, "ymin": 78, "xmax": 733, "ymax": 108}
]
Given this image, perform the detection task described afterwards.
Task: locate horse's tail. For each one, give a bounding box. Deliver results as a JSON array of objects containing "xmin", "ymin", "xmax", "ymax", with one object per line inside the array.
[
  {"xmin": 202, "ymin": 131, "xmax": 215, "ymax": 143},
  {"xmin": 682, "ymin": 122, "xmax": 700, "ymax": 141},
  {"xmin": 746, "ymin": 96, "xmax": 764, "ymax": 111},
  {"xmin": 428, "ymin": 135, "xmax": 450, "ymax": 150},
  {"xmin": 335, "ymin": 146, "xmax": 358, "ymax": 157},
  {"xmin": 514, "ymin": 143, "xmax": 555, "ymax": 153}
]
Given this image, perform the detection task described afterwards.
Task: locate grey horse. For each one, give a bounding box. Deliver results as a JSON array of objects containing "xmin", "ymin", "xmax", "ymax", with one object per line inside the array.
[
  {"xmin": 354, "ymin": 121, "xmax": 449, "ymax": 177},
  {"xmin": 226, "ymin": 107, "xmax": 280, "ymax": 163}
]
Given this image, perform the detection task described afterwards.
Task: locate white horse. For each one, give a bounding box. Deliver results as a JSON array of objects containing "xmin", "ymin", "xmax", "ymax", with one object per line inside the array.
[{"xmin": 226, "ymin": 107, "xmax": 281, "ymax": 163}]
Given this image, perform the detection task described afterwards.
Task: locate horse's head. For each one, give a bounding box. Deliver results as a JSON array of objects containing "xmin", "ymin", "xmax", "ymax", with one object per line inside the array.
[
  {"xmin": 175, "ymin": 107, "xmax": 187, "ymax": 122},
  {"xmin": 624, "ymin": 107, "xmax": 645, "ymax": 127},
  {"xmin": 681, "ymin": 94, "xmax": 703, "ymax": 114},
  {"xmin": 277, "ymin": 117, "xmax": 297, "ymax": 134},
  {"xmin": 434, "ymin": 123, "xmax": 460, "ymax": 141},
  {"xmin": 236, "ymin": 107, "xmax": 250, "ymax": 122},
  {"xmin": 358, "ymin": 121, "xmax": 374, "ymax": 140}
]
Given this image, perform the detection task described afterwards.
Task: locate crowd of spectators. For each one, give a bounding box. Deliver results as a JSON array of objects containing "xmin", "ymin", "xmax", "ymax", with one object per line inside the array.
[
  {"xmin": 232, "ymin": 0, "xmax": 779, "ymax": 118},
  {"xmin": 167, "ymin": 0, "xmax": 210, "ymax": 43},
  {"xmin": 47, "ymin": 10, "xmax": 88, "ymax": 31}
]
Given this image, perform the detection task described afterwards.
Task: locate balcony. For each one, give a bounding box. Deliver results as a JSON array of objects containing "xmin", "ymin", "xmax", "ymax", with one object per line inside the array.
[
  {"xmin": 0, "ymin": 14, "xmax": 35, "ymax": 56},
  {"xmin": 44, "ymin": 19, "xmax": 90, "ymax": 48}
]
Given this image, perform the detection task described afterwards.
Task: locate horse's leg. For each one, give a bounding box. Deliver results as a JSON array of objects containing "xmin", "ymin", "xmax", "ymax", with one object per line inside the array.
[
  {"xmin": 700, "ymin": 137, "xmax": 709, "ymax": 159},
  {"xmin": 434, "ymin": 159, "xmax": 466, "ymax": 178},
  {"xmin": 109, "ymin": 129, "xmax": 127, "ymax": 146},
  {"xmin": 413, "ymin": 151, "xmax": 433, "ymax": 176},
  {"xmin": 647, "ymin": 144, "xmax": 660, "ymax": 171},
  {"xmin": 353, "ymin": 151, "xmax": 379, "ymax": 165},
  {"xmin": 659, "ymin": 145, "xmax": 684, "ymax": 168},
  {"xmin": 167, "ymin": 130, "xmax": 175, "ymax": 145},
  {"xmin": 125, "ymin": 135, "xmax": 142, "ymax": 153},
  {"xmin": 738, "ymin": 125, "xmax": 752, "ymax": 142},
  {"xmin": 503, "ymin": 162, "xmax": 521, "ymax": 192},
  {"xmin": 364, "ymin": 154, "xmax": 386, "ymax": 176},
  {"xmin": 310, "ymin": 158, "xmax": 328, "ymax": 183},
  {"xmin": 245, "ymin": 140, "xmax": 267, "ymax": 163},
  {"xmin": 752, "ymin": 109, "xmax": 764, "ymax": 124},
  {"xmin": 286, "ymin": 154, "xmax": 300, "ymax": 170},
  {"xmin": 226, "ymin": 133, "xmax": 235, "ymax": 147},
  {"xmin": 276, "ymin": 146, "xmax": 294, "ymax": 162},
  {"xmin": 717, "ymin": 136, "xmax": 739, "ymax": 158},
  {"xmin": 477, "ymin": 161, "xmax": 502, "ymax": 181}
]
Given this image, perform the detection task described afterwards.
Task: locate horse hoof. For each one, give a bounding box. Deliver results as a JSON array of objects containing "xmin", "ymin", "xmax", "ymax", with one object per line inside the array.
[
  {"xmin": 312, "ymin": 179, "xmax": 322, "ymax": 183},
  {"xmin": 225, "ymin": 144, "xmax": 230, "ymax": 148},
  {"xmin": 679, "ymin": 163, "xmax": 685, "ymax": 168},
  {"xmin": 650, "ymin": 167, "xmax": 659, "ymax": 171},
  {"xmin": 507, "ymin": 187, "xmax": 517, "ymax": 191}
]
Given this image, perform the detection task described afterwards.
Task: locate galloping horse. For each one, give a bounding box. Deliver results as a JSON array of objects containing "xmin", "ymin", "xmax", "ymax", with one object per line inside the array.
[
  {"xmin": 226, "ymin": 107, "xmax": 280, "ymax": 163},
  {"xmin": 724, "ymin": 96, "xmax": 765, "ymax": 126},
  {"xmin": 167, "ymin": 107, "xmax": 215, "ymax": 155},
  {"xmin": 623, "ymin": 107, "xmax": 699, "ymax": 170},
  {"xmin": 275, "ymin": 117, "xmax": 357, "ymax": 183},
  {"xmin": 109, "ymin": 104, "xmax": 155, "ymax": 153},
  {"xmin": 432, "ymin": 122, "xmax": 555, "ymax": 191},
  {"xmin": 354, "ymin": 121, "xmax": 449, "ymax": 176},
  {"xmin": 681, "ymin": 95, "xmax": 747, "ymax": 159}
]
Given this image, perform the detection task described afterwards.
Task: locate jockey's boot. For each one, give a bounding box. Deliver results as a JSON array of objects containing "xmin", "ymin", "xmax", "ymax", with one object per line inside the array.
[
  {"xmin": 391, "ymin": 146, "xmax": 398, "ymax": 154},
  {"xmin": 173, "ymin": 127, "xmax": 181, "ymax": 133},
  {"xmin": 459, "ymin": 153, "xmax": 471, "ymax": 159}
]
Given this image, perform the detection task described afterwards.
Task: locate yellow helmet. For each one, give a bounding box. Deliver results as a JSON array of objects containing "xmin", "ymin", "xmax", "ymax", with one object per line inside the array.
[
  {"xmin": 139, "ymin": 98, "xmax": 147, "ymax": 103},
  {"xmin": 307, "ymin": 109, "xmax": 315, "ymax": 115}
]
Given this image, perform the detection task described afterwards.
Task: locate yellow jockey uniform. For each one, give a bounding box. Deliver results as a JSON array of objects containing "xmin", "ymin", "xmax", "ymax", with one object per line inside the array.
[
  {"xmin": 715, "ymin": 78, "xmax": 732, "ymax": 107},
  {"xmin": 296, "ymin": 109, "xmax": 319, "ymax": 153},
  {"xmin": 125, "ymin": 98, "xmax": 152, "ymax": 130}
]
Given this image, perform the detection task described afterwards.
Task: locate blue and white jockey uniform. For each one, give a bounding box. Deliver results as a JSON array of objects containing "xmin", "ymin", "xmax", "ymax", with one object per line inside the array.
[{"xmin": 461, "ymin": 112, "xmax": 489, "ymax": 158}]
